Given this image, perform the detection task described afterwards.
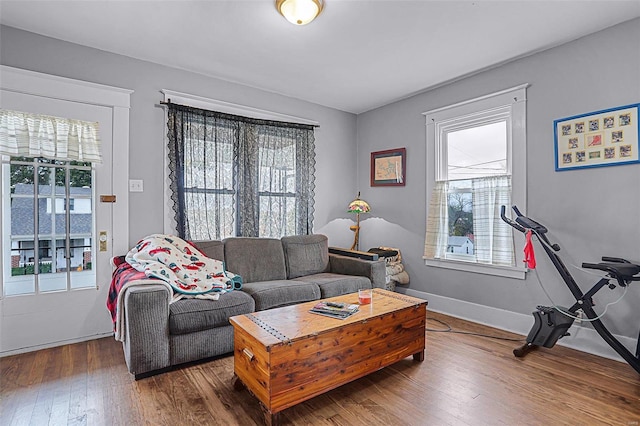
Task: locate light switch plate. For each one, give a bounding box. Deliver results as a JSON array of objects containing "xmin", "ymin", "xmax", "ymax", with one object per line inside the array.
[{"xmin": 129, "ymin": 179, "xmax": 144, "ymax": 192}]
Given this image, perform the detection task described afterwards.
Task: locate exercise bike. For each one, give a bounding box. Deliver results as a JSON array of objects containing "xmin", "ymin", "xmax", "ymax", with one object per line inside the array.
[{"xmin": 501, "ymin": 205, "xmax": 640, "ymax": 375}]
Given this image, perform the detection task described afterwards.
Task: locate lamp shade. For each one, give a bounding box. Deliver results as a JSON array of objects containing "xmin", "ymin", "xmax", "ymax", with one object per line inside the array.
[
  {"xmin": 348, "ymin": 194, "xmax": 370, "ymax": 214},
  {"xmin": 276, "ymin": 0, "xmax": 324, "ymax": 25}
]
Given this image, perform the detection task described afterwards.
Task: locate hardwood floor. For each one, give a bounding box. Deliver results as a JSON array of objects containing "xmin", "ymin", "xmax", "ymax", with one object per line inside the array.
[{"xmin": 1, "ymin": 312, "xmax": 639, "ymax": 425}]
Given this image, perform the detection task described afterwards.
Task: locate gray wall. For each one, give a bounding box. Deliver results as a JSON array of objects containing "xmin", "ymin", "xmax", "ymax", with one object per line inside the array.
[
  {"xmin": 0, "ymin": 25, "xmax": 358, "ymax": 247},
  {"xmin": 2, "ymin": 21, "xmax": 639, "ymax": 342},
  {"xmin": 356, "ymin": 18, "xmax": 640, "ymax": 339}
]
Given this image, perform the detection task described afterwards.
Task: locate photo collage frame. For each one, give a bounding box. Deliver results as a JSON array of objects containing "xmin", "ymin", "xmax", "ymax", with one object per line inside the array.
[{"xmin": 554, "ymin": 104, "xmax": 639, "ymax": 171}]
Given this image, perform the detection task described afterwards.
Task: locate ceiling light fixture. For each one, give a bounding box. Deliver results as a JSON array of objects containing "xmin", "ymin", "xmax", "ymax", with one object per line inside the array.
[{"xmin": 276, "ymin": 0, "xmax": 324, "ymax": 26}]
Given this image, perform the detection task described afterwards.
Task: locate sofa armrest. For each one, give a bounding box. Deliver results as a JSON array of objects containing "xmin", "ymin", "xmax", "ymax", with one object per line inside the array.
[
  {"xmin": 328, "ymin": 253, "xmax": 386, "ymax": 289},
  {"xmin": 122, "ymin": 284, "xmax": 171, "ymax": 378}
]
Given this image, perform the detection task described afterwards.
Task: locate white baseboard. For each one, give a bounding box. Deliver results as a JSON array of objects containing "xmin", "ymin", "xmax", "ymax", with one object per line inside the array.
[
  {"xmin": 397, "ymin": 288, "xmax": 638, "ymax": 364},
  {"xmin": 3, "ymin": 292, "xmax": 637, "ymax": 365},
  {"xmin": 0, "ymin": 332, "xmax": 114, "ymax": 358}
]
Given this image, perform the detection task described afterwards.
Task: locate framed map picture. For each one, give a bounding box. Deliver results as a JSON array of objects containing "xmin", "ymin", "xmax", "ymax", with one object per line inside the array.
[
  {"xmin": 371, "ymin": 147, "xmax": 406, "ymax": 186},
  {"xmin": 554, "ymin": 104, "xmax": 639, "ymax": 171}
]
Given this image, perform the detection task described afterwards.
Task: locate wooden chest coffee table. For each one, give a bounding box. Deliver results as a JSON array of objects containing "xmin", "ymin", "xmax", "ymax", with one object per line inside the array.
[{"xmin": 229, "ymin": 288, "xmax": 427, "ymax": 425}]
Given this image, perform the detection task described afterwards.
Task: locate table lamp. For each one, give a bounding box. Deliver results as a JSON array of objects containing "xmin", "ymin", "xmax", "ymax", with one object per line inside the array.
[{"xmin": 347, "ymin": 192, "xmax": 370, "ymax": 251}]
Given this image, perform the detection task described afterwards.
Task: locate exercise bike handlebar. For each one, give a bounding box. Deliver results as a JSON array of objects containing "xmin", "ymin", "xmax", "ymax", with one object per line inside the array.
[
  {"xmin": 500, "ymin": 205, "xmax": 526, "ymax": 232},
  {"xmin": 501, "ymin": 205, "xmax": 560, "ymax": 251},
  {"xmin": 602, "ymin": 256, "xmax": 632, "ymax": 264},
  {"xmin": 501, "ymin": 206, "xmax": 639, "ymax": 284}
]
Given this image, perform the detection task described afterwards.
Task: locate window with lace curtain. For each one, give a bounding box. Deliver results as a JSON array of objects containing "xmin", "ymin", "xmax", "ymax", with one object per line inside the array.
[
  {"xmin": 166, "ymin": 103, "xmax": 316, "ymax": 241},
  {"xmin": 423, "ymin": 85, "xmax": 528, "ymax": 279}
]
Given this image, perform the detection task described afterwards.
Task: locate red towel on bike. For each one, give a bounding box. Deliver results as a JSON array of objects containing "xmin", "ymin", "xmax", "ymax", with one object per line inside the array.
[{"xmin": 524, "ymin": 230, "xmax": 536, "ymax": 269}]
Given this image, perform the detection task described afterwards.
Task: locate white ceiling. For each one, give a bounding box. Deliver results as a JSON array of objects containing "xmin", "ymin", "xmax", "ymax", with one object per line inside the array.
[{"xmin": 1, "ymin": 1, "xmax": 639, "ymax": 114}]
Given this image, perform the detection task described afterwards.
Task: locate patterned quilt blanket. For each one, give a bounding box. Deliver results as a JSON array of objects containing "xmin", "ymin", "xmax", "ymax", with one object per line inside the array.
[
  {"xmin": 106, "ymin": 234, "xmax": 242, "ymax": 341},
  {"xmin": 126, "ymin": 234, "xmax": 242, "ymax": 295}
]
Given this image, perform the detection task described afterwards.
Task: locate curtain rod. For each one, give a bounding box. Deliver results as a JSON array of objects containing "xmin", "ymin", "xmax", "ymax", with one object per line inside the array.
[{"xmin": 159, "ymin": 98, "xmax": 319, "ymax": 128}]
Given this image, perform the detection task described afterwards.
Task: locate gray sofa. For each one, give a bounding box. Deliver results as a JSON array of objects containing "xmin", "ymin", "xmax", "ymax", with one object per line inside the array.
[{"xmin": 120, "ymin": 234, "xmax": 385, "ymax": 379}]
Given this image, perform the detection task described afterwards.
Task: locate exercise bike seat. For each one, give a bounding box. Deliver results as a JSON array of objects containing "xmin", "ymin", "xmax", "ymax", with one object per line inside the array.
[{"xmin": 582, "ymin": 262, "xmax": 640, "ymax": 281}]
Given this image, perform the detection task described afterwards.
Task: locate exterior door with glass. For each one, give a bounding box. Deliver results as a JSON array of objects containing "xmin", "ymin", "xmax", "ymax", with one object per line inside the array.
[{"xmin": 0, "ymin": 69, "xmax": 130, "ymax": 355}]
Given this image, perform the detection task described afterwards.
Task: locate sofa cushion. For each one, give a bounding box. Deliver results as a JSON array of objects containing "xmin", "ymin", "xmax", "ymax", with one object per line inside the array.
[
  {"xmin": 224, "ymin": 237, "xmax": 287, "ymax": 283},
  {"xmin": 169, "ymin": 290, "xmax": 255, "ymax": 335},
  {"xmin": 241, "ymin": 280, "xmax": 321, "ymax": 311},
  {"xmin": 281, "ymin": 234, "xmax": 330, "ymax": 279},
  {"xmin": 192, "ymin": 240, "xmax": 225, "ymax": 261},
  {"xmin": 293, "ymin": 273, "xmax": 371, "ymax": 298}
]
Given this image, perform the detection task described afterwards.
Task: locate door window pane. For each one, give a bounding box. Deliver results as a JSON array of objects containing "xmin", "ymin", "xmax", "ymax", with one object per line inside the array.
[
  {"xmin": 3, "ymin": 275, "xmax": 35, "ymax": 295},
  {"xmin": 3, "ymin": 157, "xmax": 95, "ymax": 295},
  {"xmin": 10, "ymin": 167, "xmax": 35, "ymax": 279}
]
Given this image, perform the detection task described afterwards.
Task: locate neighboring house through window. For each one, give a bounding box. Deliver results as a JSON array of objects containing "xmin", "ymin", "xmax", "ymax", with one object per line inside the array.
[
  {"xmin": 11, "ymin": 178, "xmax": 92, "ymax": 276},
  {"xmin": 423, "ymin": 85, "xmax": 528, "ymax": 279}
]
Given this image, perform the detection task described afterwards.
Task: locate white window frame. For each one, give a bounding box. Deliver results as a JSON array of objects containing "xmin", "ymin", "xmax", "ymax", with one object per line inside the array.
[{"xmin": 423, "ymin": 84, "xmax": 529, "ymax": 279}]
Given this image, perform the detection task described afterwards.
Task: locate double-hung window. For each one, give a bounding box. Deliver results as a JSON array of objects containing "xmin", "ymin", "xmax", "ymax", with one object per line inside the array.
[
  {"xmin": 423, "ymin": 85, "xmax": 528, "ymax": 279},
  {"xmin": 166, "ymin": 102, "xmax": 316, "ymax": 241}
]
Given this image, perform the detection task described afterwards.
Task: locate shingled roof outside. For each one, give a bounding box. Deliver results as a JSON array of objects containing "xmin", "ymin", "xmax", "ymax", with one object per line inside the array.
[{"xmin": 11, "ymin": 184, "xmax": 92, "ymax": 236}]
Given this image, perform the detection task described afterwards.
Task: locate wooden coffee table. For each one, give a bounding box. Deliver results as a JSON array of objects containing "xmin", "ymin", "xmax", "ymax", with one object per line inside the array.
[{"xmin": 229, "ymin": 288, "xmax": 427, "ymax": 425}]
